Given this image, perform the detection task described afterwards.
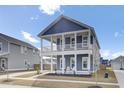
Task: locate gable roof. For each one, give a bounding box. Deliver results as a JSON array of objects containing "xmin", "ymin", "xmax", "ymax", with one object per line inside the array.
[
  {"xmin": 112, "ymin": 56, "xmax": 124, "ymax": 63},
  {"xmin": 0, "ymin": 33, "xmax": 37, "ymax": 49},
  {"xmin": 38, "ymin": 15, "xmax": 93, "ymax": 37},
  {"xmin": 38, "ymin": 15, "xmax": 100, "ymax": 49}
]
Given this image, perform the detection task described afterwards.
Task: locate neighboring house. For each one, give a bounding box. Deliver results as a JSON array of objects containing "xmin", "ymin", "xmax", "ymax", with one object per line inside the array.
[
  {"xmin": 38, "ymin": 15, "xmax": 100, "ymax": 75},
  {"xmin": 0, "ymin": 33, "xmax": 40, "ymax": 71},
  {"xmin": 111, "ymin": 56, "xmax": 124, "ymax": 70}
]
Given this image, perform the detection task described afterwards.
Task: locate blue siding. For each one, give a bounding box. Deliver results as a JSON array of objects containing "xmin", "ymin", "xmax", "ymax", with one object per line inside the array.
[
  {"xmin": 43, "ymin": 18, "xmax": 87, "ymax": 35},
  {"xmin": 57, "ymin": 36, "xmax": 82, "ymax": 45},
  {"xmin": 77, "ymin": 54, "xmax": 88, "ymax": 71},
  {"xmin": 57, "ymin": 54, "xmax": 90, "ymax": 71}
]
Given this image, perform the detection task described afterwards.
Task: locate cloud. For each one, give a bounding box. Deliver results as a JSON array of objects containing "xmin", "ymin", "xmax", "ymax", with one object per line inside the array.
[
  {"xmin": 21, "ymin": 31, "xmax": 39, "ymax": 43},
  {"xmin": 100, "ymin": 50, "xmax": 111, "ymax": 59},
  {"xmin": 30, "ymin": 15, "xmax": 39, "ymax": 21},
  {"xmin": 101, "ymin": 49, "xmax": 124, "ymax": 59},
  {"xmin": 114, "ymin": 31, "xmax": 124, "ymax": 37},
  {"xmin": 112, "ymin": 51, "xmax": 124, "ymax": 58},
  {"xmin": 38, "ymin": 3, "xmax": 61, "ymax": 15}
]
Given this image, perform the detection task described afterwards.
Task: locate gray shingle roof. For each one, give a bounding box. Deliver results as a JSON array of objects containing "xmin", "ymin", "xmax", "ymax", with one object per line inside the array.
[{"xmin": 0, "ymin": 33, "xmax": 37, "ymax": 49}]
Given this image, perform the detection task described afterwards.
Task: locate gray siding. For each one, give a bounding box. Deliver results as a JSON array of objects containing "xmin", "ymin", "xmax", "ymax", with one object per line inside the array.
[
  {"xmin": 0, "ymin": 37, "xmax": 8, "ymax": 53},
  {"xmin": 7, "ymin": 43, "xmax": 40, "ymax": 70}
]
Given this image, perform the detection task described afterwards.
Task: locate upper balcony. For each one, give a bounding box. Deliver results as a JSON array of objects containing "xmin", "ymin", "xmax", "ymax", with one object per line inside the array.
[{"xmin": 41, "ymin": 30, "xmax": 93, "ymax": 53}]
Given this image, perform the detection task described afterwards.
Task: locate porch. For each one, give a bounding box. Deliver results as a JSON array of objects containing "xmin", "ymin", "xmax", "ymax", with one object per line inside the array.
[
  {"xmin": 41, "ymin": 30, "xmax": 93, "ymax": 52},
  {"xmin": 41, "ymin": 54, "xmax": 94, "ymax": 75}
]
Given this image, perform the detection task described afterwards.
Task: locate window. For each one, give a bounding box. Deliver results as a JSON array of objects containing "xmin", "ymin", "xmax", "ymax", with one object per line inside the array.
[
  {"xmin": 21, "ymin": 46, "xmax": 24, "ymax": 54},
  {"xmin": 33, "ymin": 49, "xmax": 35, "ymax": 54},
  {"xmin": 70, "ymin": 57, "xmax": 75, "ymax": 69},
  {"xmin": 90, "ymin": 35, "xmax": 93, "ymax": 44},
  {"xmin": 24, "ymin": 47, "xmax": 27, "ymax": 53},
  {"xmin": 0, "ymin": 42, "xmax": 2, "ymax": 52},
  {"xmin": 21, "ymin": 46, "xmax": 27, "ymax": 54},
  {"xmin": 60, "ymin": 58, "xmax": 62, "ymax": 69},
  {"xmin": 70, "ymin": 37, "xmax": 75, "ymax": 48},
  {"xmin": 83, "ymin": 37, "xmax": 88, "ymax": 47},
  {"xmin": 82, "ymin": 57, "xmax": 88, "ymax": 69}
]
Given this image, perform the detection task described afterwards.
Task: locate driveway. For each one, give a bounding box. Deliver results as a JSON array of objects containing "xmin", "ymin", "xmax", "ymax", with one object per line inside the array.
[{"xmin": 114, "ymin": 70, "xmax": 124, "ymax": 88}]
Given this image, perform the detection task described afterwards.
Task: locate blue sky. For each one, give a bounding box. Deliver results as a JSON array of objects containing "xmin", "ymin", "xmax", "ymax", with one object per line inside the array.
[{"xmin": 0, "ymin": 5, "xmax": 124, "ymax": 59}]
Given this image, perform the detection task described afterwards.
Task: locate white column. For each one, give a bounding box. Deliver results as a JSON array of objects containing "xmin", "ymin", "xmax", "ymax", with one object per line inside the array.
[
  {"xmin": 74, "ymin": 54, "xmax": 77, "ymax": 72},
  {"xmin": 62, "ymin": 34, "xmax": 64, "ymax": 51},
  {"xmin": 41, "ymin": 56, "xmax": 43, "ymax": 72},
  {"xmin": 51, "ymin": 36, "xmax": 53, "ymax": 51},
  {"xmin": 88, "ymin": 54, "xmax": 91, "ymax": 71},
  {"xmin": 51, "ymin": 55, "xmax": 53, "ymax": 72},
  {"xmin": 75, "ymin": 33, "xmax": 77, "ymax": 50},
  {"xmin": 62, "ymin": 55, "xmax": 65, "ymax": 74},
  {"xmin": 88, "ymin": 30, "xmax": 91, "ymax": 49},
  {"xmin": 41, "ymin": 38, "xmax": 43, "ymax": 52}
]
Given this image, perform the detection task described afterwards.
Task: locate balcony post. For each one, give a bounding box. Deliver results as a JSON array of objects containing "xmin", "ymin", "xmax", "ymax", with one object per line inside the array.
[
  {"xmin": 88, "ymin": 53, "xmax": 91, "ymax": 71},
  {"xmin": 41, "ymin": 55, "xmax": 43, "ymax": 72},
  {"xmin": 62, "ymin": 55, "xmax": 65, "ymax": 74},
  {"xmin": 41, "ymin": 38, "xmax": 43, "ymax": 52},
  {"xmin": 62, "ymin": 34, "xmax": 64, "ymax": 51},
  {"xmin": 75, "ymin": 33, "xmax": 77, "ymax": 50},
  {"xmin": 88, "ymin": 30, "xmax": 90, "ymax": 49},
  {"xmin": 74, "ymin": 54, "xmax": 77, "ymax": 72},
  {"xmin": 51, "ymin": 55, "xmax": 53, "ymax": 72},
  {"xmin": 51, "ymin": 36, "xmax": 53, "ymax": 51}
]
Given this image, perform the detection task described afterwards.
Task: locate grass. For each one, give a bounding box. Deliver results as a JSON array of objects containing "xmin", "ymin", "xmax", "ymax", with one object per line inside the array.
[
  {"xmin": 0, "ymin": 78, "xmax": 119, "ymax": 88},
  {"xmin": 37, "ymin": 69, "xmax": 118, "ymax": 83}
]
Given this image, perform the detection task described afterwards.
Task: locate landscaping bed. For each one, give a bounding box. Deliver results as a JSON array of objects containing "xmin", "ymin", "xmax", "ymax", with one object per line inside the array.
[{"xmin": 37, "ymin": 69, "xmax": 118, "ymax": 83}]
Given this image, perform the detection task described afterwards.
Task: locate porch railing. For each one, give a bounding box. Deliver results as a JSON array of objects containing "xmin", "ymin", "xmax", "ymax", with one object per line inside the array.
[{"xmin": 42, "ymin": 43, "xmax": 88, "ymax": 52}]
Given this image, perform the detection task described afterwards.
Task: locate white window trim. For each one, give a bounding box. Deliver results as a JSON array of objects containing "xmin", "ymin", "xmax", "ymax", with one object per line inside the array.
[
  {"xmin": 70, "ymin": 57, "xmax": 75, "ymax": 69},
  {"xmin": 60, "ymin": 58, "xmax": 62, "ymax": 69},
  {"xmin": 0, "ymin": 42, "xmax": 2, "ymax": 52},
  {"xmin": 70, "ymin": 36, "xmax": 75, "ymax": 48},
  {"xmin": 21, "ymin": 46, "xmax": 24, "ymax": 54},
  {"xmin": 82, "ymin": 36, "xmax": 88, "ymax": 47},
  {"xmin": 82, "ymin": 57, "xmax": 88, "ymax": 70}
]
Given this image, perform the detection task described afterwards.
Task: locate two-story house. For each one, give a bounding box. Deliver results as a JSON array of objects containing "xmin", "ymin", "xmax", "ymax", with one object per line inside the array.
[
  {"xmin": 38, "ymin": 15, "xmax": 100, "ymax": 75},
  {"xmin": 0, "ymin": 33, "xmax": 40, "ymax": 71}
]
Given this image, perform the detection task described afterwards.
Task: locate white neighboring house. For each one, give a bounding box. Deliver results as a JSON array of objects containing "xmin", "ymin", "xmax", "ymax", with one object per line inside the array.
[
  {"xmin": 38, "ymin": 15, "xmax": 100, "ymax": 75},
  {"xmin": 111, "ymin": 56, "xmax": 124, "ymax": 70},
  {"xmin": 0, "ymin": 33, "xmax": 40, "ymax": 71}
]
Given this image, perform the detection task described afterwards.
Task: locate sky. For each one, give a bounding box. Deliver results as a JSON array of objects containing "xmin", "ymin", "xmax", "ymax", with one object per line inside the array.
[{"xmin": 0, "ymin": 5, "xmax": 124, "ymax": 59}]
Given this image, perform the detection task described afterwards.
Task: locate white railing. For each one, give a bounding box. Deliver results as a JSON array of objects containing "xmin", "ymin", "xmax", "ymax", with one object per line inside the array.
[{"xmin": 42, "ymin": 43, "xmax": 88, "ymax": 52}]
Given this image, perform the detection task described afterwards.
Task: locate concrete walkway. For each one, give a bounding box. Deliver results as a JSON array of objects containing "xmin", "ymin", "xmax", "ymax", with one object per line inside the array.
[
  {"xmin": 0, "ymin": 84, "xmax": 33, "ymax": 88},
  {"xmin": 0, "ymin": 71, "xmax": 36, "ymax": 79},
  {"xmin": 114, "ymin": 70, "xmax": 124, "ymax": 88},
  {"xmin": 11, "ymin": 77, "xmax": 118, "ymax": 86}
]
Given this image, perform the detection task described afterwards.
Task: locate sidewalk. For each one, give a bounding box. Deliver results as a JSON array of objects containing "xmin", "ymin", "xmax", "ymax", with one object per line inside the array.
[
  {"xmin": 0, "ymin": 84, "xmax": 33, "ymax": 88},
  {"xmin": 12, "ymin": 77, "xmax": 119, "ymax": 86},
  {"xmin": 0, "ymin": 71, "xmax": 36, "ymax": 79},
  {"xmin": 114, "ymin": 70, "xmax": 124, "ymax": 88}
]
